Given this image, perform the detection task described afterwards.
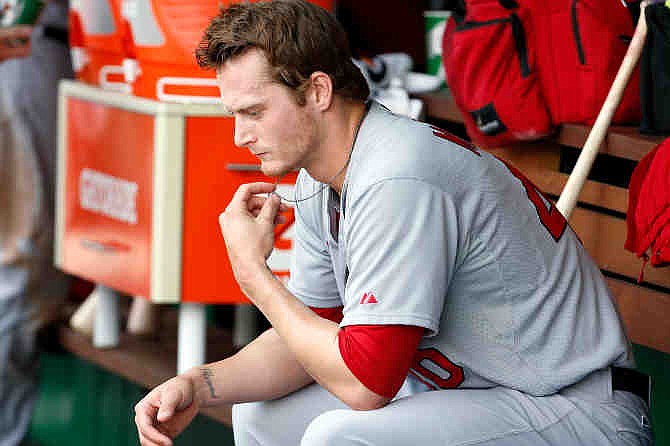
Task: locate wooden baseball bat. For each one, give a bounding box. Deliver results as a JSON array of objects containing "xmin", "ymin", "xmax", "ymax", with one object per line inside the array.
[{"xmin": 556, "ymin": 0, "xmax": 654, "ymax": 219}]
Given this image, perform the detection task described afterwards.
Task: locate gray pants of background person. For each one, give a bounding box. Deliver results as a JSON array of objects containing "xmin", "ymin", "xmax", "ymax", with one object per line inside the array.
[
  {"xmin": 0, "ymin": 1, "xmax": 72, "ymax": 444},
  {"xmin": 233, "ymin": 369, "xmax": 652, "ymax": 446}
]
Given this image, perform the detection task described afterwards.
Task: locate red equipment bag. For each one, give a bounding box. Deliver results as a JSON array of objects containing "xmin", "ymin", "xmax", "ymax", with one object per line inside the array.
[
  {"xmin": 443, "ymin": 0, "xmax": 553, "ymax": 148},
  {"xmin": 532, "ymin": 0, "xmax": 641, "ymax": 126},
  {"xmin": 442, "ymin": 0, "xmax": 641, "ymax": 148}
]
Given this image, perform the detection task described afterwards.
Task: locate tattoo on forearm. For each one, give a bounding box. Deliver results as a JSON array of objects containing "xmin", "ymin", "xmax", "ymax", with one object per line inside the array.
[{"xmin": 200, "ymin": 367, "xmax": 219, "ymax": 399}]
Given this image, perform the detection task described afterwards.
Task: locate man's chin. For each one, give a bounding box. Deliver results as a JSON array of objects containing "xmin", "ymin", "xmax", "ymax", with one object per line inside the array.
[{"xmin": 260, "ymin": 162, "xmax": 292, "ymax": 178}]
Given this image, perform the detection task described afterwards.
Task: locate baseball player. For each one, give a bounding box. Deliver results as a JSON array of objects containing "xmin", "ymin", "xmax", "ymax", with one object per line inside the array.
[{"xmin": 134, "ymin": 2, "xmax": 653, "ymax": 445}]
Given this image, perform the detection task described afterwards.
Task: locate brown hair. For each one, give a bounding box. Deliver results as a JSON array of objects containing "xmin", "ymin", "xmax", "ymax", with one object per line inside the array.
[{"xmin": 195, "ymin": 0, "xmax": 369, "ymax": 104}]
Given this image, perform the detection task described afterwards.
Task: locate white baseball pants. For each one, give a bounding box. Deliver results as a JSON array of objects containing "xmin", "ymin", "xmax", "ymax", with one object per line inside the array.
[{"xmin": 233, "ymin": 369, "xmax": 652, "ymax": 446}]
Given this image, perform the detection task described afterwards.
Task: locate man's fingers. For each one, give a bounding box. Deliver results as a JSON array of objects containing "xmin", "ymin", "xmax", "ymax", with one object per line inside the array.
[
  {"xmin": 248, "ymin": 195, "xmax": 291, "ymax": 213},
  {"xmin": 156, "ymin": 391, "xmax": 182, "ymax": 422},
  {"xmin": 247, "ymin": 196, "xmax": 267, "ymax": 212},
  {"xmin": 230, "ymin": 182, "xmax": 277, "ymax": 209},
  {"xmin": 0, "ymin": 25, "xmax": 32, "ymax": 40},
  {"xmin": 138, "ymin": 428, "xmax": 172, "ymax": 446},
  {"xmin": 135, "ymin": 404, "xmax": 172, "ymax": 446},
  {"xmin": 258, "ymin": 193, "xmax": 281, "ymax": 223},
  {"xmin": 0, "ymin": 26, "xmax": 32, "ymax": 61},
  {"xmin": 138, "ymin": 430, "xmax": 172, "ymax": 446}
]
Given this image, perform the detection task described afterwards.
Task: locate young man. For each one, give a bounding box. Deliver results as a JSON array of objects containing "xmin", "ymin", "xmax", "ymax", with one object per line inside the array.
[{"xmin": 134, "ymin": 1, "xmax": 652, "ymax": 445}]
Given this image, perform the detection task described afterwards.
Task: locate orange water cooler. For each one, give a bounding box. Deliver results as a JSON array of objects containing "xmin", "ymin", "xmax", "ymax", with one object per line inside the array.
[
  {"xmin": 119, "ymin": 0, "xmax": 335, "ymax": 103},
  {"xmin": 56, "ymin": 81, "xmax": 298, "ymax": 371},
  {"xmin": 69, "ymin": 0, "xmax": 129, "ymax": 93}
]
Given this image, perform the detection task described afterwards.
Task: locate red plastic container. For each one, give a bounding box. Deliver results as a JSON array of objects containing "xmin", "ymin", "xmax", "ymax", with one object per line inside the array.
[
  {"xmin": 120, "ymin": 0, "xmax": 335, "ymax": 103},
  {"xmin": 69, "ymin": 0, "xmax": 129, "ymax": 93}
]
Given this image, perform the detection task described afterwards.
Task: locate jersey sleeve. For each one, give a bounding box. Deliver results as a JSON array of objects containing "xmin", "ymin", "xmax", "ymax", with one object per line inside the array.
[
  {"xmin": 342, "ymin": 179, "xmax": 459, "ymax": 336},
  {"xmin": 286, "ymin": 175, "xmax": 342, "ymax": 308}
]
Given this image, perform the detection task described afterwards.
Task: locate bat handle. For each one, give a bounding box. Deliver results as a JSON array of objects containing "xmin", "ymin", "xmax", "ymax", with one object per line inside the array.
[{"xmin": 556, "ymin": 1, "xmax": 651, "ymax": 219}]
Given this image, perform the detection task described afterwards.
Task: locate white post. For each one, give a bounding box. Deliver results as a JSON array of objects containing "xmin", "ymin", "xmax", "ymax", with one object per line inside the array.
[
  {"xmin": 93, "ymin": 285, "xmax": 120, "ymax": 348},
  {"xmin": 178, "ymin": 302, "xmax": 206, "ymax": 374},
  {"xmin": 233, "ymin": 304, "xmax": 259, "ymax": 348}
]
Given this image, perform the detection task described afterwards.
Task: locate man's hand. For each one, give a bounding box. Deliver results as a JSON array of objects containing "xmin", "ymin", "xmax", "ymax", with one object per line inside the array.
[
  {"xmin": 0, "ymin": 26, "xmax": 33, "ymax": 62},
  {"xmin": 219, "ymin": 182, "xmax": 288, "ymax": 291},
  {"xmin": 135, "ymin": 375, "xmax": 199, "ymax": 446}
]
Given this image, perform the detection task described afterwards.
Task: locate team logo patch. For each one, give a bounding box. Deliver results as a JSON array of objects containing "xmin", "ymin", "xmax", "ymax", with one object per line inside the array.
[{"xmin": 360, "ymin": 292, "xmax": 378, "ymax": 304}]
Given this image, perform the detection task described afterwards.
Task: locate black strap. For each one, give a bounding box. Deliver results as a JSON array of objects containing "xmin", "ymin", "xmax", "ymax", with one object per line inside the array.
[
  {"xmin": 444, "ymin": 0, "xmax": 467, "ymax": 16},
  {"xmin": 499, "ymin": 0, "xmax": 519, "ymax": 9},
  {"xmin": 510, "ymin": 13, "xmax": 531, "ymax": 77},
  {"xmin": 612, "ymin": 366, "xmax": 651, "ymax": 406},
  {"xmin": 43, "ymin": 25, "xmax": 68, "ymax": 45}
]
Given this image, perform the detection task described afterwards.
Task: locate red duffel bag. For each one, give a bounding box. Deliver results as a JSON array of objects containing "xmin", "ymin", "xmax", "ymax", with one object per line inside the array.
[
  {"xmin": 443, "ymin": 0, "xmax": 553, "ymax": 148},
  {"xmin": 442, "ymin": 0, "xmax": 641, "ymax": 148}
]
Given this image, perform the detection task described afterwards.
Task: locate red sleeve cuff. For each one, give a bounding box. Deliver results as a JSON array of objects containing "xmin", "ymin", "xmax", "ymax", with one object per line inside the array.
[
  {"xmin": 308, "ymin": 305, "xmax": 344, "ymax": 324},
  {"xmin": 338, "ymin": 324, "xmax": 424, "ymax": 399}
]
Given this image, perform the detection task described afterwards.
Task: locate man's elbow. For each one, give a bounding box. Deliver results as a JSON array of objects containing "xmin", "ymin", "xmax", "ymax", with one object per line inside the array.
[{"xmin": 344, "ymin": 384, "xmax": 392, "ymax": 411}]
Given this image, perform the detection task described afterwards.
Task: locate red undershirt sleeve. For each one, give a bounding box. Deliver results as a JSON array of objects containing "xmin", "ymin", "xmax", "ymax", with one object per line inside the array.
[
  {"xmin": 308, "ymin": 306, "xmax": 424, "ymax": 399},
  {"xmin": 309, "ymin": 305, "xmax": 344, "ymax": 324},
  {"xmin": 338, "ymin": 325, "xmax": 424, "ymax": 399}
]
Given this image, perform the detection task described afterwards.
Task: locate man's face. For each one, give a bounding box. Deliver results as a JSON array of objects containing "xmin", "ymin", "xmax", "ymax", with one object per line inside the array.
[{"xmin": 216, "ymin": 49, "xmax": 318, "ymax": 177}]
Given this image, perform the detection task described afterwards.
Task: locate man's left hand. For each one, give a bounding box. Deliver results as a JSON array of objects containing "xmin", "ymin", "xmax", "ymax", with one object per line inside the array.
[
  {"xmin": 0, "ymin": 26, "xmax": 33, "ymax": 62},
  {"xmin": 219, "ymin": 182, "xmax": 288, "ymax": 290}
]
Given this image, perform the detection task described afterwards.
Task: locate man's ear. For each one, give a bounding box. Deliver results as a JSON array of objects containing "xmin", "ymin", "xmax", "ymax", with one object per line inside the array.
[{"xmin": 308, "ymin": 71, "xmax": 333, "ymax": 111}]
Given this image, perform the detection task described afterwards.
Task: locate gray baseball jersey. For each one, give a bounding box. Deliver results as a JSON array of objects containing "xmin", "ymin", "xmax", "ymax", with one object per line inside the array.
[{"xmin": 287, "ymin": 101, "xmax": 633, "ymax": 397}]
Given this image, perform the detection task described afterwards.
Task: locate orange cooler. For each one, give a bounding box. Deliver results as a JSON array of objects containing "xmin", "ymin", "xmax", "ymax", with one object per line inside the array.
[
  {"xmin": 120, "ymin": 0, "xmax": 335, "ymax": 103},
  {"xmin": 120, "ymin": 0, "xmax": 226, "ymax": 103},
  {"xmin": 69, "ymin": 0, "xmax": 129, "ymax": 92},
  {"xmin": 55, "ymin": 80, "xmax": 297, "ymax": 304}
]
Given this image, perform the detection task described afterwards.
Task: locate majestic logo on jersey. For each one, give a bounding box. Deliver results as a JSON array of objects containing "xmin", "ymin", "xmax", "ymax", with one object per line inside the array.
[{"xmin": 360, "ymin": 292, "xmax": 378, "ymax": 304}]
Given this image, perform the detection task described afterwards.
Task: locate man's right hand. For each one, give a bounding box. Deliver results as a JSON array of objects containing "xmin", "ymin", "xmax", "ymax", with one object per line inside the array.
[
  {"xmin": 0, "ymin": 26, "xmax": 33, "ymax": 62},
  {"xmin": 135, "ymin": 375, "xmax": 200, "ymax": 446}
]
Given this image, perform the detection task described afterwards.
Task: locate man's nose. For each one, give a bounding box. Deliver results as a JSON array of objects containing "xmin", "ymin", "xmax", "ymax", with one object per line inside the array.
[{"xmin": 234, "ymin": 118, "xmax": 256, "ymax": 148}]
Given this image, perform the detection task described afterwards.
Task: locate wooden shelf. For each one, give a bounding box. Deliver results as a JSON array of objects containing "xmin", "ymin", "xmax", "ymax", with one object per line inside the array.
[
  {"xmin": 58, "ymin": 308, "xmax": 237, "ymax": 426},
  {"xmin": 417, "ymin": 90, "xmax": 666, "ymax": 159}
]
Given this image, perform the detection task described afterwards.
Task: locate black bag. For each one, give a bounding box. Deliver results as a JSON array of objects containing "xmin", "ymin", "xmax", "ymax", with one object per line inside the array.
[{"xmin": 640, "ymin": 3, "xmax": 670, "ymax": 135}]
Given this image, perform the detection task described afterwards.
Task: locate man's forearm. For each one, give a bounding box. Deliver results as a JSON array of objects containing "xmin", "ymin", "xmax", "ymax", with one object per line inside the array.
[
  {"xmin": 241, "ymin": 269, "xmax": 389, "ymax": 410},
  {"xmin": 183, "ymin": 327, "xmax": 314, "ymax": 408}
]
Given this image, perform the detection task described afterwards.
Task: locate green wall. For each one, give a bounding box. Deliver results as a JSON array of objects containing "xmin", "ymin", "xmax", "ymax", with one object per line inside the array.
[{"xmin": 27, "ymin": 346, "xmax": 669, "ymax": 445}]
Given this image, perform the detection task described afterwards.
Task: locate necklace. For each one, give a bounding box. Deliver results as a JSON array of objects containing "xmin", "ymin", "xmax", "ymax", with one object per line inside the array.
[{"xmin": 271, "ymin": 105, "xmax": 368, "ymax": 203}]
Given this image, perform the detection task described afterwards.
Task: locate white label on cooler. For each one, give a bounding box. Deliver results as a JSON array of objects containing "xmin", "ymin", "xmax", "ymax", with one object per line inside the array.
[{"xmin": 79, "ymin": 168, "xmax": 139, "ymax": 224}]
